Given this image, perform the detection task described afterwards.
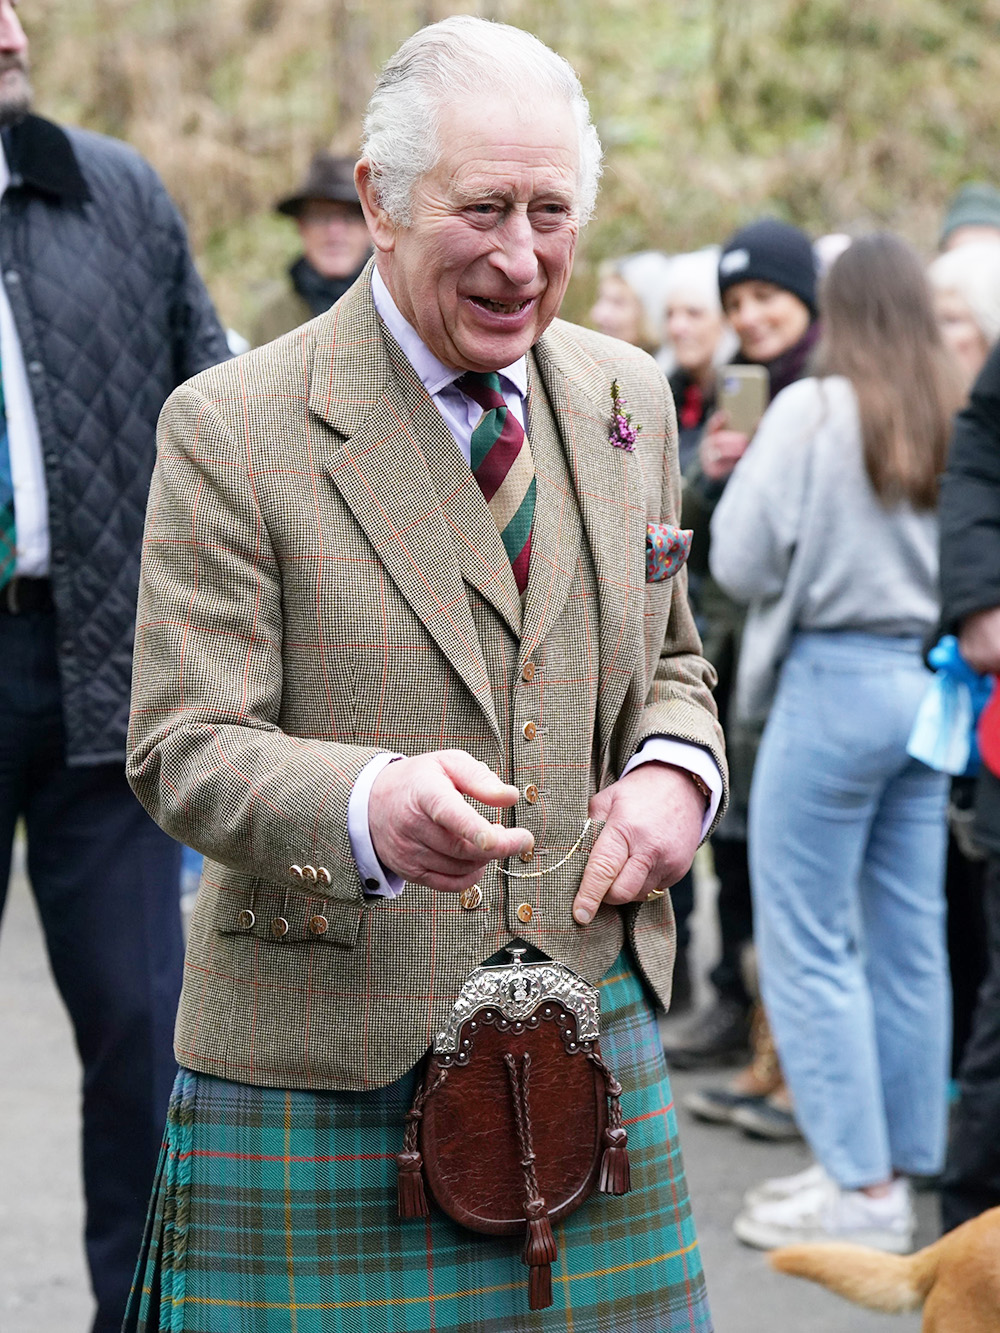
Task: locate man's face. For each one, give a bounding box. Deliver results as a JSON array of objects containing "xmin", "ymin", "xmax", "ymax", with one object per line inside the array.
[
  {"xmin": 365, "ymin": 96, "xmax": 580, "ymax": 372},
  {"xmin": 0, "ymin": 1, "xmax": 30, "ymax": 127},
  {"xmin": 296, "ymin": 199, "xmax": 370, "ymax": 280}
]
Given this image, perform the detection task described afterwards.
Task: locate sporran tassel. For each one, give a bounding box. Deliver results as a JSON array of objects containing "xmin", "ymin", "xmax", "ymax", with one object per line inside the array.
[
  {"xmin": 598, "ymin": 1124, "xmax": 631, "ymax": 1195},
  {"xmin": 528, "ymin": 1259, "xmax": 553, "ymax": 1310},
  {"xmin": 395, "ymin": 1149, "xmax": 429, "ymax": 1218},
  {"xmin": 522, "ymin": 1198, "xmax": 557, "ymax": 1266}
]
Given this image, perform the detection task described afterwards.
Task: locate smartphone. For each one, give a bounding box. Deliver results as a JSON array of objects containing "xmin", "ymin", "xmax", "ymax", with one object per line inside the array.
[{"xmin": 718, "ymin": 365, "xmax": 769, "ymax": 437}]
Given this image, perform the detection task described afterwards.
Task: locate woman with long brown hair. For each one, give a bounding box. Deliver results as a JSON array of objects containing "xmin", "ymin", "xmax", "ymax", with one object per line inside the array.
[{"xmin": 709, "ymin": 234, "xmax": 963, "ymax": 1252}]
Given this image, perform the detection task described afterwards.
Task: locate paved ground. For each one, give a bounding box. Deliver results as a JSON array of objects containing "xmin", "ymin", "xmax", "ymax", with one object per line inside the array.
[{"xmin": 0, "ymin": 849, "xmax": 930, "ymax": 1332}]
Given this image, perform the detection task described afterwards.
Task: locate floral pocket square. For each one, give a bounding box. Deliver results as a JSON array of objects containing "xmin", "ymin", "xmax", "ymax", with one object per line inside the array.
[{"xmin": 646, "ymin": 523, "xmax": 693, "ymax": 582}]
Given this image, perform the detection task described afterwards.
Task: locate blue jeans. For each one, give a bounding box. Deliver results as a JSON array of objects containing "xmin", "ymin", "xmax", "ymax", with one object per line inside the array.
[{"xmin": 749, "ymin": 632, "xmax": 950, "ymax": 1188}]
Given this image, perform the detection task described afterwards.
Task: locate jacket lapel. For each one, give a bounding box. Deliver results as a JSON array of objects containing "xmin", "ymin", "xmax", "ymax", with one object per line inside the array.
[
  {"xmin": 519, "ymin": 354, "xmax": 582, "ymax": 658},
  {"xmin": 530, "ymin": 326, "xmax": 647, "ymax": 761},
  {"xmin": 380, "ymin": 337, "xmax": 523, "ymax": 638},
  {"xmin": 313, "ymin": 276, "xmax": 503, "ymax": 741}
]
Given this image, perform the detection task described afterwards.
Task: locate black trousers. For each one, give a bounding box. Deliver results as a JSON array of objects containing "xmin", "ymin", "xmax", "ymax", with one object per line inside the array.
[
  {"xmin": 707, "ymin": 836, "xmax": 754, "ymax": 1006},
  {"xmin": 941, "ymin": 853, "xmax": 1000, "ymax": 1230},
  {"xmin": 0, "ymin": 608, "xmax": 183, "ymax": 1332}
]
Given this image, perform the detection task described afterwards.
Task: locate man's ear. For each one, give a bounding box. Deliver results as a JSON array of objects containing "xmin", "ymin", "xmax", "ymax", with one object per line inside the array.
[{"xmin": 355, "ymin": 160, "xmax": 396, "ymax": 254}]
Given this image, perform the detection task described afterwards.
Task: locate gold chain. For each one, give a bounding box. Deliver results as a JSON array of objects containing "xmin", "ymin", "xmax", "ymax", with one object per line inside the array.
[{"xmin": 497, "ymin": 818, "xmax": 592, "ymax": 880}]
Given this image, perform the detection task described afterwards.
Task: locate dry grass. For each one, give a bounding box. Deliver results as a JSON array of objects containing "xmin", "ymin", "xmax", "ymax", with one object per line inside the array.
[{"xmin": 25, "ymin": 0, "xmax": 1000, "ymax": 330}]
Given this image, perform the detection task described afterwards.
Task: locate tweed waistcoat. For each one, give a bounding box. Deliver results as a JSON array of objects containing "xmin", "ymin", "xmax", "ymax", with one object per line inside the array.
[{"xmin": 127, "ymin": 268, "xmax": 725, "ymax": 1092}]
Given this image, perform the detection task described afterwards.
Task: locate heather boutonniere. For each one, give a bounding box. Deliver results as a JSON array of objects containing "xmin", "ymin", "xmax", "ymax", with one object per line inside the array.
[{"xmin": 609, "ymin": 380, "xmax": 640, "ymax": 451}]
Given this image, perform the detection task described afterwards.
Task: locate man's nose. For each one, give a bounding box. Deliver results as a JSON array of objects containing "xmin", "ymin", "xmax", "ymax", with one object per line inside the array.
[
  {"xmin": 492, "ymin": 212, "xmax": 538, "ymax": 287},
  {"xmin": 0, "ymin": 2, "xmax": 27, "ymax": 54}
]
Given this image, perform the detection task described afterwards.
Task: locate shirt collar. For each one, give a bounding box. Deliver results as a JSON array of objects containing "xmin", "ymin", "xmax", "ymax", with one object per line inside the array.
[{"xmin": 371, "ymin": 265, "xmax": 528, "ymax": 400}]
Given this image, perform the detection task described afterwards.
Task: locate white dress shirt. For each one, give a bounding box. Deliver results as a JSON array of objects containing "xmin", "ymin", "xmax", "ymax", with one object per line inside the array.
[
  {"xmin": 348, "ymin": 268, "xmax": 722, "ymax": 896},
  {"xmin": 0, "ymin": 141, "xmax": 50, "ymax": 576}
]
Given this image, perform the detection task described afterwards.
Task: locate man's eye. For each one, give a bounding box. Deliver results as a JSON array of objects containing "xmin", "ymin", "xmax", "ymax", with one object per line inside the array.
[{"xmin": 471, "ymin": 203, "xmax": 499, "ymax": 215}]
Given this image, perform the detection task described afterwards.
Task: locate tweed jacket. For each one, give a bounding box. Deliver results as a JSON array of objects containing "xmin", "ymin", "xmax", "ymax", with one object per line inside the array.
[{"xmin": 127, "ymin": 269, "xmax": 726, "ymax": 1092}]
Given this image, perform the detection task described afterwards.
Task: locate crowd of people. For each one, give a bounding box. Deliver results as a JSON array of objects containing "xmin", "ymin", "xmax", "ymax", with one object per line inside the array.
[
  {"xmin": 593, "ymin": 188, "xmax": 1000, "ymax": 1256},
  {"xmin": 4, "ymin": 0, "xmax": 1000, "ymax": 1328}
]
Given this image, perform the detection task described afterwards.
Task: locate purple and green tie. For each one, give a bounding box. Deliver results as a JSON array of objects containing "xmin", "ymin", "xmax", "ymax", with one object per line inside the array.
[
  {"xmin": 458, "ymin": 370, "xmax": 535, "ymax": 595},
  {"xmin": 0, "ymin": 371, "xmax": 14, "ymax": 591}
]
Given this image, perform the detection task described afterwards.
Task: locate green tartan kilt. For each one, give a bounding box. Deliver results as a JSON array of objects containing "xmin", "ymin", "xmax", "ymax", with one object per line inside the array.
[{"xmin": 125, "ymin": 953, "xmax": 713, "ymax": 1332}]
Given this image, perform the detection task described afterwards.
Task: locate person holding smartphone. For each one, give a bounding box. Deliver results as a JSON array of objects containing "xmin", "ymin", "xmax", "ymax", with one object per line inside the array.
[
  {"xmin": 713, "ymin": 233, "xmax": 961, "ymax": 1249},
  {"xmin": 666, "ymin": 220, "xmax": 818, "ymax": 1137}
]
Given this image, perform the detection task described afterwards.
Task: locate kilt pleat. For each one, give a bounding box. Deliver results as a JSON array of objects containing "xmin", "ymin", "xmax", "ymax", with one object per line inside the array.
[{"xmin": 124, "ymin": 953, "xmax": 712, "ymax": 1332}]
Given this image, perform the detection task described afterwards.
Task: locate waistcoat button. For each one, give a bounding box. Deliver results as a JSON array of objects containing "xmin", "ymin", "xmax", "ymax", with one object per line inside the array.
[{"xmin": 516, "ymin": 902, "xmax": 533, "ymax": 924}]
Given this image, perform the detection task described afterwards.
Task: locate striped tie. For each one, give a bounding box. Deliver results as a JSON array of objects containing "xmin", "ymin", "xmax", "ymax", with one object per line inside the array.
[
  {"xmin": 0, "ymin": 369, "xmax": 14, "ymax": 591},
  {"xmin": 459, "ymin": 371, "xmax": 535, "ymax": 595}
]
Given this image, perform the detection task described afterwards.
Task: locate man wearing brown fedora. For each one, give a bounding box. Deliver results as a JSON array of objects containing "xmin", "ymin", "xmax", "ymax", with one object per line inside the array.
[{"xmin": 251, "ymin": 151, "xmax": 372, "ymax": 345}]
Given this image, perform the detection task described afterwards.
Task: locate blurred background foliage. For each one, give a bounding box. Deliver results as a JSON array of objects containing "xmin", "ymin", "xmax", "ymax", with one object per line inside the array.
[{"xmin": 25, "ymin": 0, "xmax": 1000, "ymax": 330}]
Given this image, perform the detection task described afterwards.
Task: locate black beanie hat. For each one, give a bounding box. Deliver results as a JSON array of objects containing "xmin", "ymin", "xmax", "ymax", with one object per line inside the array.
[{"xmin": 718, "ymin": 218, "xmax": 818, "ymax": 318}]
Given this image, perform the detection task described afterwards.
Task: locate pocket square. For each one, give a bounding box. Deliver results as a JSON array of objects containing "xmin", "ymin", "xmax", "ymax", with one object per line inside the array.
[{"xmin": 646, "ymin": 522, "xmax": 693, "ymax": 582}]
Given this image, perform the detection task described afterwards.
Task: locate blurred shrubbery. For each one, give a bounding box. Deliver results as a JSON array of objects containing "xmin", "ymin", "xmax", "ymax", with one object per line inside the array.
[{"xmin": 27, "ymin": 0, "xmax": 1000, "ymax": 331}]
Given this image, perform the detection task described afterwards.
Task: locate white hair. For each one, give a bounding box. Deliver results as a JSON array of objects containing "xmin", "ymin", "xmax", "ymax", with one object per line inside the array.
[
  {"xmin": 663, "ymin": 247, "xmax": 738, "ymax": 367},
  {"xmin": 928, "ymin": 241, "xmax": 1000, "ymax": 346},
  {"xmin": 664, "ymin": 247, "xmax": 723, "ymax": 312},
  {"xmin": 361, "ymin": 15, "xmax": 602, "ymax": 226}
]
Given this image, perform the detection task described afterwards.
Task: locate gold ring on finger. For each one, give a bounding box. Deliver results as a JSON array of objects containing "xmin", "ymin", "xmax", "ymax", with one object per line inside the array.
[{"xmin": 646, "ymin": 887, "xmax": 665, "ymax": 901}]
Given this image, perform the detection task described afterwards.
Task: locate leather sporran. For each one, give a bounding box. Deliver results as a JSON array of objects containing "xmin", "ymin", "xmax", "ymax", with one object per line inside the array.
[{"xmin": 396, "ymin": 946, "xmax": 631, "ymax": 1310}]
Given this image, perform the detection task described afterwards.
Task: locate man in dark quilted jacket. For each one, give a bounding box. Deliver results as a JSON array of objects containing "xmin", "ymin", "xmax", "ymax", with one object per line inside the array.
[{"xmin": 0, "ymin": 5, "xmax": 231, "ymax": 1329}]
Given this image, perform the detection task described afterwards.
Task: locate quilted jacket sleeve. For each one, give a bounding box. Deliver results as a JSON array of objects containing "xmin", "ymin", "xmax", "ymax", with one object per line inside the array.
[{"xmin": 158, "ymin": 190, "xmax": 232, "ymax": 385}]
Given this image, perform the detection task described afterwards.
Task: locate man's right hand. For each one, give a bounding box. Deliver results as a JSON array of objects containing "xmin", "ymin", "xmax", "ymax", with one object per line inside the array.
[
  {"xmin": 959, "ymin": 606, "xmax": 1000, "ymax": 676},
  {"xmin": 369, "ymin": 750, "xmax": 534, "ymax": 892}
]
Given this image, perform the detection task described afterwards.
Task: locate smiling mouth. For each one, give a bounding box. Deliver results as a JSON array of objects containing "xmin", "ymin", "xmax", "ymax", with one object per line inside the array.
[{"xmin": 471, "ymin": 296, "xmax": 532, "ymax": 314}]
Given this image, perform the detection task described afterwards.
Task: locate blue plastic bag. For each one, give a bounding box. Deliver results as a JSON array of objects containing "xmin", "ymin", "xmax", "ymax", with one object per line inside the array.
[{"xmin": 907, "ymin": 636, "xmax": 993, "ymax": 776}]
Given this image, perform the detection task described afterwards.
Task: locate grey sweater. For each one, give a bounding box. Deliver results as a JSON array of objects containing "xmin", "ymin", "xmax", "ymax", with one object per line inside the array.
[{"xmin": 709, "ymin": 375, "xmax": 938, "ymax": 723}]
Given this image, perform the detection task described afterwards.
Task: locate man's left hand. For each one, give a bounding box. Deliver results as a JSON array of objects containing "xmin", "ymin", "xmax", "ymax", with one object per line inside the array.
[{"xmin": 572, "ymin": 763, "xmax": 705, "ymax": 925}]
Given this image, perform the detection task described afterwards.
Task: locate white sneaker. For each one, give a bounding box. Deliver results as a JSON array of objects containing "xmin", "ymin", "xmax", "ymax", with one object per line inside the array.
[
  {"xmin": 742, "ymin": 1161, "xmax": 829, "ymax": 1210},
  {"xmin": 733, "ymin": 1175, "xmax": 915, "ymax": 1253}
]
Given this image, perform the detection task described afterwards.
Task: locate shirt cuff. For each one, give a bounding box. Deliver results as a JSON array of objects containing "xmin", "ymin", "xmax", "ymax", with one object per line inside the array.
[
  {"xmin": 622, "ymin": 738, "xmax": 723, "ymax": 840},
  {"xmin": 348, "ymin": 752, "xmax": 406, "ymax": 898}
]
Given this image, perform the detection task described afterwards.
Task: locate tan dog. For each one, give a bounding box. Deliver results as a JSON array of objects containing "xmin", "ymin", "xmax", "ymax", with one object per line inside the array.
[{"xmin": 769, "ymin": 1208, "xmax": 1000, "ymax": 1332}]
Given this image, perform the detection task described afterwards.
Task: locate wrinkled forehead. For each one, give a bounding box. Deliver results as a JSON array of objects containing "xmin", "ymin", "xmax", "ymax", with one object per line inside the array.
[{"xmin": 428, "ymin": 94, "xmax": 582, "ymax": 202}]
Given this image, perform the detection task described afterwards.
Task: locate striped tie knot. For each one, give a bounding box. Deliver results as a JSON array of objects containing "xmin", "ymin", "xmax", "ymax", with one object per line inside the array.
[{"xmin": 457, "ymin": 370, "xmax": 535, "ymax": 596}]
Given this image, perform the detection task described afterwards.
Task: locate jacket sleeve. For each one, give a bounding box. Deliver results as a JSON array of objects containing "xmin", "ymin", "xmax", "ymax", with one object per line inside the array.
[
  {"xmin": 143, "ymin": 171, "xmax": 232, "ymax": 384},
  {"xmin": 939, "ymin": 342, "xmax": 1000, "ymax": 630},
  {"xmin": 709, "ymin": 380, "xmax": 819, "ymax": 604},
  {"xmin": 127, "ymin": 382, "xmax": 384, "ymax": 899}
]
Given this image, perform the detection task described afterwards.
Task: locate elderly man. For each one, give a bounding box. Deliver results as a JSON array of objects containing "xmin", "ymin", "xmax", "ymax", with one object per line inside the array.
[
  {"xmin": 125, "ymin": 17, "xmax": 725, "ymax": 1333},
  {"xmin": 250, "ymin": 151, "xmax": 372, "ymax": 346}
]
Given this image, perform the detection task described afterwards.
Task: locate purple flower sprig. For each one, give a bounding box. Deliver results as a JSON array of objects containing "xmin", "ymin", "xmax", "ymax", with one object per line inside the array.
[{"xmin": 609, "ymin": 379, "xmax": 640, "ymax": 451}]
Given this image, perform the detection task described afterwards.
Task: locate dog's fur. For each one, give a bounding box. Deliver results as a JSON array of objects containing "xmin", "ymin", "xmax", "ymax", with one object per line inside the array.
[{"xmin": 768, "ymin": 1208, "xmax": 1000, "ymax": 1332}]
